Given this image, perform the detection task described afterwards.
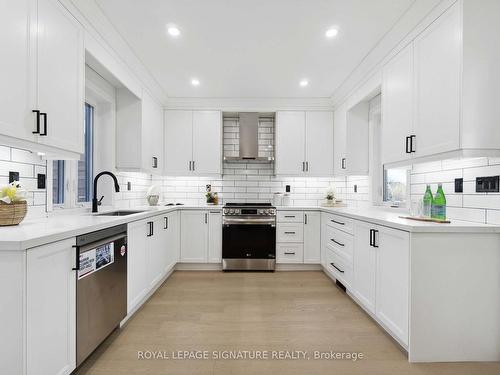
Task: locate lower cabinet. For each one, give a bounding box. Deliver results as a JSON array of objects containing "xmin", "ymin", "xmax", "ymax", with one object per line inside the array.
[
  {"xmin": 26, "ymin": 238, "xmax": 76, "ymax": 375},
  {"xmin": 127, "ymin": 219, "xmax": 149, "ymax": 313},
  {"xmin": 352, "ymin": 220, "xmax": 409, "ymax": 346},
  {"xmin": 180, "ymin": 210, "xmax": 222, "ymax": 263},
  {"xmin": 303, "ymin": 211, "xmax": 321, "ymax": 263}
]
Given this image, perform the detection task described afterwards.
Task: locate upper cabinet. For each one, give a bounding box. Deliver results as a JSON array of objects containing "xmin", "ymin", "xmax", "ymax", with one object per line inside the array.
[
  {"xmin": 334, "ymin": 101, "xmax": 370, "ymax": 175},
  {"xmin": 0, "ymin": 0, "xmax": 84, "ymax": 157},
  {"xmin": 116, "ymin": 89, "xmax": 164, "ymax": 174},
  {"xmin": 275, "ymin": 111, "xmax": 333, "ymax": 176},
  {"xmin": 381, "ymin": 0, "xmax": 500, "ymax": 167},
  {"xmin": 164, "ymin": 110, "xmax": 222, "ymax": 176}
]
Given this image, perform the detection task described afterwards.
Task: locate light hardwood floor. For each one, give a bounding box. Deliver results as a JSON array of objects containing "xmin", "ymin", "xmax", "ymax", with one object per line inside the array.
[{"xmin": 76, "ymin": 271, "xmax": 500, "ymax": 375}]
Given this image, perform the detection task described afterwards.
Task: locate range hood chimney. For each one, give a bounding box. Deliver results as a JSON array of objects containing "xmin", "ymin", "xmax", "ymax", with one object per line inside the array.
[{"xmin": 224, "ymin": 112, "xmax": 274, "ymax": 162}]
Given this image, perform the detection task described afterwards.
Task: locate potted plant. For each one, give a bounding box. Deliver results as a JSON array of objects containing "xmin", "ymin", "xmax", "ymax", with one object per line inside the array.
[
  {"xmin": 324, "ymin": 188, "xmax": 336, "ymax": 207},
  {"xmin": 0, "ymin": 181, "xmax": 28, "ymax": 226}
]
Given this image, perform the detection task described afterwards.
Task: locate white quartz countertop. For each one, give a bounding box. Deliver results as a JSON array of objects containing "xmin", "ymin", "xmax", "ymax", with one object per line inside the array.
[
  {"xmin": 277, "ymin": 205, "xmax": 500, "ymax": 233},
  {"xmin": 1, "ymin": 204, "xmax": 499, "ymax": 251},
  {"xmin": 0, "ymin": 205, "xmax": 222, "ymax": 251}
]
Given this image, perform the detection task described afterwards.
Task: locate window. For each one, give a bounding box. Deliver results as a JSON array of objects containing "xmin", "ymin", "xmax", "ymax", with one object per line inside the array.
[
  {"xmin": 383, "ymin": 168, "xmax": 408, "ymax": 203},
  {"xmin": 78, "ymin": 103, "xmax": 94, "ymax": 202},
  {"xmin": 51, "ymin": 103, "xmax": 94, "ymax": 208}
]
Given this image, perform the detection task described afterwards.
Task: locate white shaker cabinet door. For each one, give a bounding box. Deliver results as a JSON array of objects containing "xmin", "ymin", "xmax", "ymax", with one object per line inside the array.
[
  {"xmin": 0, "ymin": 0, "xmax": 37, "ymax": 142},
  {"xmin": 37, "ymin": 0, "xmax": 84, "ymax": 153},
  {"xmin": 142, "ymin": 90, "xmax": 164, "ymax": 174},
  {"xmin": 333, "ymin": 103, "xmax": 347, "ymax": 176},
  {"xmin": 180, "ymin": 210, "xmax": 209, "ymax": 263},
  {"xmin": 352, "ymin": 220, "xmax": 377, "ymax": 314},
  {"xmin": 275, "ymin": 111, "xmax": 306, "ymax": 175},
  {"xmin": 381, "ymin": 43, "xmax": 414, "ymax": 165},
  {"xmin": 26, "ymin": 238, "xmax": 76, "ymax": 375},
  {"xmin": 413, "ymin": 2, "xmax": 461, "ymax": 158},
  {"xmin": 166, "ymin": 211, "xmax": 180, "ymax": 269},
  {"xmin": 192, "ymin": 111, "xmax": 222, "ymax": 175},
  {"xmin": 208, "ymin": 211, "xmax": 222, "ymax": 263},
  {"xmin": 375, "ymin": 226, "xmax": 410, "ymax": 346},
  {"xmin": 303, "ymin": 211, "xmax": 321, "ymax": 263},
  {"xmin": 305, "ymin": 111, "xmax": 334, "ymax": 176},
  {"xmin": 165, "ymin": 110, "xmax": 193, "ymax": 175},
  {"xmin": 127, "ymin": 220, "xmax": 149, "ymax": 313}
]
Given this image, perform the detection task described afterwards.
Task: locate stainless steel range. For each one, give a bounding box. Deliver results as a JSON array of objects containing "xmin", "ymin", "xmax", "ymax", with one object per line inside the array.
[{"xmin": 222, "ymin": 203, "xmax": 276, "ymax": 271}]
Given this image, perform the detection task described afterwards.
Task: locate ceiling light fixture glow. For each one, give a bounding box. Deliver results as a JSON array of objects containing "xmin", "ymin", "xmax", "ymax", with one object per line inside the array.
[
  {"xmin": 299, "ymin": 79, "xmax": 309, "ymax": 87},
  {"xmin": 191, "ymin": 78, "xmax": 200, "ymax": 86},
  {"xmin": 325, "ymin": 28, "xmax": 339, "ymax": 38},
  {"xmin": 167, "ymin": 25, "xmax": 180, "ymax": 37}
]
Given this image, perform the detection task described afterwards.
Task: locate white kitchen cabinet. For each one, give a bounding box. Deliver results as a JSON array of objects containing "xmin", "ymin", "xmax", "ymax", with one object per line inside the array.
[
  {"xmin": 127, "ymin": 220, "xmax": 149, "ymax": 313},
  {"xmin": 333, "ymin": 103, "xmax": 347, "ymax": 175},
  {"xmin": 192, "ymin": 111, "xmax": 223, "ymax": 175},
  {"xmin": 0, "ymin": 0, "xmax": 36, "ymax": 143},
  {"xmin": 276, "ymin": 111, "xmax": 334, "ymax": 176},
  {"xmin": 26, "ymin": 238, "xmax": 76, "ymax": 375},
  {"xmin": 36, "ymin": 0, "xmax": 84, "ymax": 154},
  {"xmin": 376, "ymin": 226, "xmax": 409, "ymax": 346},
  {"xmin": 413, "ymin": 2, "xmax": 461, "ymax": 159},
  {"xmin": 275, "ymin": 111, "xmax": 305, "ymax": 175},
  {"xmin": 352, "ymin": 220, "xmax": 377, "ymax": 314},
  {"xmin": 0, "ymin": 0, "xmax": 84, "ymax": 157},
  {"xmin": 164, "ymin": 110, "xmax": 222, "ymax": 176},
  {"xmin": 164, "ymin": 210, "xmax": 180, "ymax": 269},
  {"xmin": 208, "ymin": 210, "xmax": 222, "ymax": 263},
  {"xmin": 147, "ymin": 216, "xmax": 168, "ymax": 289},
  {"xmin": 345, "ymin": 102, "xmax": 369, "ymax": 175},
  {"xmin": 116, "ymin": 89, "xmax": 164, "ymax": 174},
  {"xmin": 381, "ymin": 43, "xmax": 414, "ymax": 165},
  {"xmin": 303, "ymin": 211, "xmax": 321, "ymax": 263},
  {"xmin": 180, "ymin": 210, "xmax": 209, "ymax": 262}
]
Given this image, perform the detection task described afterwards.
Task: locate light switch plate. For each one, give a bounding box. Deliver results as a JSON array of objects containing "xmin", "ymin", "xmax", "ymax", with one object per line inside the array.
[{"xmin": 9, "ymin": 171, "xmax": 19, "ymax": 183}]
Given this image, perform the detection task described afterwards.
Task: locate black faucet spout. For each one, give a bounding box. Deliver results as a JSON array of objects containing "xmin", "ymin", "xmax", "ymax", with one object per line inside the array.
[{"xmin": 92, "ymin": 171, "xmax": 120, "ymax": 213}]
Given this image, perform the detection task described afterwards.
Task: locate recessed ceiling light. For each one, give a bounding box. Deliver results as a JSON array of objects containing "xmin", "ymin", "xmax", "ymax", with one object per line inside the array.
[
  {"xmin": 299, "ymin": 79, "xmax": 309, "ymax": 87},
  {"xmin": 325, "ymin": 28, "xmax": 339, "ymax": 38},
  {"xmin": 191, "ymin": 78, "xmax": 200, "ymax": 86},
  {"xmin": 167, "ymin": 25, "xmax": 180, "ymax": 37}
]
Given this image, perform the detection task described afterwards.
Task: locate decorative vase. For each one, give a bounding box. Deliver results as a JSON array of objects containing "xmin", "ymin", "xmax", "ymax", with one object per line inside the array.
[
  {"xmin": 0, "ymin": 201, "xmax": 28, "ymax": 226},
  {"xmin": 147, "ymin": 195, "xmax": 159, "ymax": 206}
]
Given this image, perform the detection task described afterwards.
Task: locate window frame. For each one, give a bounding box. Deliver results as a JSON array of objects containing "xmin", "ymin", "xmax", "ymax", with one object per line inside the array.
[{"xmin": 382, "ymin": 167, "xmax": 411, "ymax": 206}]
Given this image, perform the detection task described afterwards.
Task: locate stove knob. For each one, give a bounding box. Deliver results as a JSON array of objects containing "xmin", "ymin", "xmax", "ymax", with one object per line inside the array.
[
  {"xmin": 229, "ymin": 209, "xmax": 234, "ymax": 214},
  {"xmin": 224, "ymin": 209, "xmax": 229, "ymax": 215}
]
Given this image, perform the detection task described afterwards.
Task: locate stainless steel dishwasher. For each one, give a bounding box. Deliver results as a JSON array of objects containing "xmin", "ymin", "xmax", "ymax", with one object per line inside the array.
[{"xmin": 75, "ymin": 224, "xmax": 127, "ymax": 366}]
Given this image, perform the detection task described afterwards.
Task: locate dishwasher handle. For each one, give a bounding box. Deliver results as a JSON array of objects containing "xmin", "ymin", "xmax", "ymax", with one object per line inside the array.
[{"xmin": 72, "ymin": 245, "xmax": 80, "ymax": 271}]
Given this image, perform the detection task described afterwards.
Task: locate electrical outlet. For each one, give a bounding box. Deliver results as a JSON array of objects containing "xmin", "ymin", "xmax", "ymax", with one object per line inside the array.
[
  {"xmin": 9, "ymin": 171, "xmax": 19, "ymax": 183},
  {"xmin": 476, "ymin": 176, "xmax": 499, "ymax": 192},
  {"xmin": 37, "ymin": 174, "xmax": 46, "ymax": 189},
  {"xmin": 354, "ymin": 184, "xmax": 357, "ymax": 193},
  {"xmin": 285, "ymin": 185, "xmax": 291, "ymax": 193},
  {"xmin": 454, "ymin": 178, "xmax": 463, "ymax": 193}
]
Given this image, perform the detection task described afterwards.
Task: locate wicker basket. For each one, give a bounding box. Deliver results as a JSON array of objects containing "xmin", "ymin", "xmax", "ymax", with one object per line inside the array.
[{"xmin": 0, "ymin": 201, "xmax": 28, "ymax": 226}]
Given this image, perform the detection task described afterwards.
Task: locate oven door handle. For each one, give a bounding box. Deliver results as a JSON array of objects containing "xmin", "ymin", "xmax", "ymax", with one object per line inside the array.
[{"xmin": 223, "ymin": 219, "xmax": 276, "ymax": 226}]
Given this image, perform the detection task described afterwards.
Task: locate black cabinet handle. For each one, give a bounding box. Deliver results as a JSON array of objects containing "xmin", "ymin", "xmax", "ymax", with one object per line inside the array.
[
  {"xmin": 205, "ymin": 213, "xmax": 208, "ymax": 224},
  {"xmin": 330, "ymin": 262, "xmax": 344, "ymax": 273},
  {"xmin": 189, "ymin": 161, "xmax": 192, "ymax": 171},
  {"xmin": 40, "ymin": 112, "xmax": 47, "ymax": 136},
  {"xmin": 284, "ymin": 231, "xmax": 296, "ymax": 234},
  {"xmin": 147, "ymin": 221, "xmax": 153, "ymax": 237},
  {"xmin": 152, "ymin": 157, "xmax": 158, "ymax": 168},
  {"xmin": 341, "ymin": 158, "xmax": 346, "ymax": 169},
  {"xmin": 306, "ymin": 161, "xmax": 309, "ymax": 172},
  {"xmin": 72, "ymin": 245, "xmax": 80, "ymax": 271},
  {"xmin": 164, "ymin": 216, "xmax": 168, "ymax": 229},
  {"xmin": 304, "ymin": 214, "xmax": 307, "ymax": 225},
  {"xmin": 284, "ymin": 215, "xmax": 296, "ymax": 218},
  {"xmin": 192, "ymin": 160, "xmax": 195, "ymax": 171},
  {"xmin": 330, "ymin": 238, "xmax": 345, "ymax": 247},
  {"xmin": 370, "ymin": 229, "xmax": 379, "ymax": 248},
  {"xmin": 405, "ymin": 136, "xmax": 411, "ymax": 153},
  {"xmin": 369, "ymin": 229, "xmax": 374, "ymax": 247},
  {"xmin": 284, "ymin": 252, "xmax": 296, "ymax": 255},
  {"xmin": 32, "ymin": 110, "xmax": 40, "ymax": 134},
  {"xmin": 410, "ymin": 135, "xmax": 416, "ymax": 153},
  {"xmin": 331, "ymin": 219, "xmax": 345, "ymax": 225}
]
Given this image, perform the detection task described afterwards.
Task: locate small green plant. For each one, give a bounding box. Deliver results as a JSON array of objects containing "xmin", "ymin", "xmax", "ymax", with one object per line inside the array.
[{"xmin": 325, "ymin": 187, "xmax": 336, "ymax": 201}]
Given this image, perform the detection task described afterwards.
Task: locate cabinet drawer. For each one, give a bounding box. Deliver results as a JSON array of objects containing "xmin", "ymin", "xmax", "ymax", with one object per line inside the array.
[
  {"xmin": 325, "ymin": 248, "xmax": 352, "ymax": 289},
  {"xmin": 277, "ymin": 211, "xmax": 304, "ymax": 223},
  {"xmin": 323, "ymin": 212, "xmax": 353, "ymax": 234},
  {"xmin": 276, "ymin": 243, "xmax": 304, "ymax": 263},
  {"xmin": 324, "ymin": 226, "xmax": 353, "ymax": 264},
  {"xmin": 277, "ymin": 223, "xmax": 304, "ymax": 242}
]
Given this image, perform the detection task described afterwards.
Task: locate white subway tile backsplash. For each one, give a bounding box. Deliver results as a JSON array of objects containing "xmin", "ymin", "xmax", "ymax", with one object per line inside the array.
[{"xmin": 0, "ymin": 145, "xmax": 10, "ymax": 160}]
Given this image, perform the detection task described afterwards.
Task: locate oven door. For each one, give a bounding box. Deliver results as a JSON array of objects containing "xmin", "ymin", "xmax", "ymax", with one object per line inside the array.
[{"xmin": 222, "ymin": 221, "xmax": 276, "ymax": 259}]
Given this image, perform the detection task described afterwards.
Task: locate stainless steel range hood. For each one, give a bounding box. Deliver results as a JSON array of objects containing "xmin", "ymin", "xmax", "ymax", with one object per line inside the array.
[{"xmin": 224, "ymin": 112, "xmax": 274, "ymax": 162}]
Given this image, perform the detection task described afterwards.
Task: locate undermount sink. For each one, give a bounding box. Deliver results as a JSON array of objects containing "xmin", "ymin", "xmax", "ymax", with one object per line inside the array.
[{"xmin": 96, "ymin": 210, "xmax": 146, "ymax": 216}]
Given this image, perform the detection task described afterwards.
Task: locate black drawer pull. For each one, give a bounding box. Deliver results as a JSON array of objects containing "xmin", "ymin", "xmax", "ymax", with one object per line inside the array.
[
  {"xmin": 331, "ymin": 219, "xmax": 345, "ymax": 225},
  {"xmin": 330, "ymin": 262, "xmax": 344, "ymax": 273},
  {"xmin": 32, "ymin": 110, "xmax": 40, "ymax": 134},
  {"xmin": 284, "ymin": 231, "xmax": 296, "ymax": 234},
  {"xmin": 284, "ymin": 252, "xmax": 296, "ymax": 255},
  {"xmin": 284, "ymin": 215, "xmax": 296, "ymax": 218},
  {"xmin": 71, "ymin": 245, "xmax": 80, "ymax": 271},
  {"xmin": 330, "ymin": 238, "xmax": 345, "ymax": 247},
  {"xmin": 40, "ymin": 112, "xmax": 47, "ymax": 136}
]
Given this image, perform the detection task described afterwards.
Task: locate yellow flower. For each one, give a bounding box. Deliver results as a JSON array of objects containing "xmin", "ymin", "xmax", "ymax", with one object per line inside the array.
[{"xmin": 1, "ymin": 186, "xmax": 17, "ymax": 201}]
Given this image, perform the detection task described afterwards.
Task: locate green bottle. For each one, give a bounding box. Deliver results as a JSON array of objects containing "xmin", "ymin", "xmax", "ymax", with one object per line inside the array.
[
  {"xmin": 422, "ymin": 184, "xmax": 433, "ymax": 218},
  {"xmin": 431, "ymin": 183, "xmax": 446, "ymax": 221}
]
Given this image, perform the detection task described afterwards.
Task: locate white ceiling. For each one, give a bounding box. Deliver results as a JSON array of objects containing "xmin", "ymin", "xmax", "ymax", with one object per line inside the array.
[{"xmin": 95, "ymin": 0, "xmax": 414, "ymax": 98}]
